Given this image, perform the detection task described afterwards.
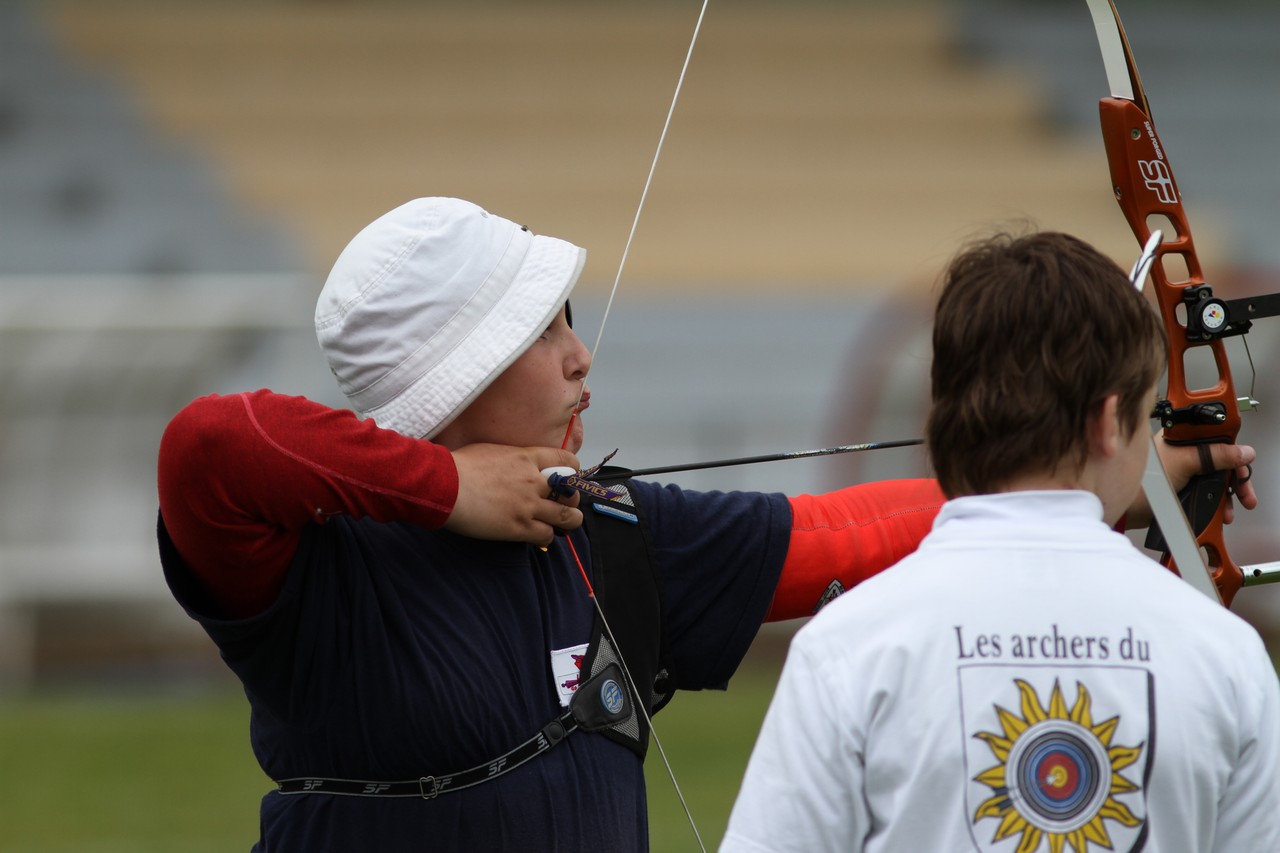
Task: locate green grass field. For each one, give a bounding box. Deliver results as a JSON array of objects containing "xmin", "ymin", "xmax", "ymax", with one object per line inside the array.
[
  {"xmin": 0, "ymin": 688, "xmax": 267, "ymax": 852},
  {"xmin": 0, "ymin": 663, "xmax": 783, "ymax": 852},
  {"xmin": 5, "ymin": 642, "xmax": 1275, "ymax": 851}
]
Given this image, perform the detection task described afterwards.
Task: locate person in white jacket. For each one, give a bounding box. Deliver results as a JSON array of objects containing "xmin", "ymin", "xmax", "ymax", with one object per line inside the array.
[{"xmin": 721, "ymin": 231, "xmax": 1279, "ymax": 853}]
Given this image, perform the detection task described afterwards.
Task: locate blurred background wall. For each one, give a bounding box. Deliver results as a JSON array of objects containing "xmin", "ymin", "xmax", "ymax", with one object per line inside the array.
[{"xmin": 1, "ymin": 0, "xmax": 1277, "ymax": 694}]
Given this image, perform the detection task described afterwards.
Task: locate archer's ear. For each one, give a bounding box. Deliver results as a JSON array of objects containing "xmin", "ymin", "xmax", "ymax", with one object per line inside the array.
[{"xmin": 1087, "ymin": 394, "xmax": 1123, "ymax": 460}]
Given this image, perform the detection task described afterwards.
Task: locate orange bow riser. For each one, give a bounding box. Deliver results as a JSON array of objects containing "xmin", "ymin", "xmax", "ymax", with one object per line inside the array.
[{"xmin": 1089, "ymin": 0, "xmax": 1245, "ymax": 604}]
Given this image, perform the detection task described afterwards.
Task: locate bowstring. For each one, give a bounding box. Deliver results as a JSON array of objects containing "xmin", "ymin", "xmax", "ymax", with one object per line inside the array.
[
  {"xmin": 561, "ymin": 3, "xmax": 712, "ymax": 850},
  {"xmin": 571, "ymin": 0, "xmax": 711, "ymax": 415}
]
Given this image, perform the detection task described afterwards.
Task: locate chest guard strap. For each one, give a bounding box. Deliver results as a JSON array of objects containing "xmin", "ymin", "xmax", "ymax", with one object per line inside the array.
[{"xmin": 578, "ymin": 471, "xmax": 673, "ymax": 761}]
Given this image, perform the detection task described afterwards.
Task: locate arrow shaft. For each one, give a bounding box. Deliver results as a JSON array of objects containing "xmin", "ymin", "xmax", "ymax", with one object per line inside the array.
[{"xmin": 594, "ymin": 439, "xmax": 924, "ymax": 481}]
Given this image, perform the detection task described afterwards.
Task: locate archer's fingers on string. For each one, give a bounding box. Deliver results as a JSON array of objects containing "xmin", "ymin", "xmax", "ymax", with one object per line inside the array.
[
  {"xmin": 529, "ymin": 523, "xmax": 556, "ymax": 549},
  {"xmin": 555, "ymin": 504, "xmax": 584, "ymax": 532},
  {"xmin": 543, "ymin": 478, "xmax": 581, "ymax": 507},
  {"xmin": 535, "ymin": 501, "xmax": 583, "ymax": 534}
]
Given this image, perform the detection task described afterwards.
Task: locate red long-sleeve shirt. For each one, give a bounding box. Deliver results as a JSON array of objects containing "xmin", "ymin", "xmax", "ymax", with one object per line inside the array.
[{"xmin": 158, "ymin": 390, "xmax": 458, "ymax": 617}]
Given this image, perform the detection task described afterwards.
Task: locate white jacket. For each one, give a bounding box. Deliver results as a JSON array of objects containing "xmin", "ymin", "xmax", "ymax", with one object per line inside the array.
[{"xmin": 722, "ymin": 491, "xmax": 1280, "ymax": 853}]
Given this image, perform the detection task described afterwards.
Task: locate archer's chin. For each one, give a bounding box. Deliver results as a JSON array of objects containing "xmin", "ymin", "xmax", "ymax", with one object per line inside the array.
[{"xmin": 565, "ymin": 422, "xmax": 586, "ymax": 455}]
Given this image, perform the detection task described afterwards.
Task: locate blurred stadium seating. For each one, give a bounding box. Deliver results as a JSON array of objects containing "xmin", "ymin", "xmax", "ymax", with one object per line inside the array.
[{"xmin": 1, "ymin": 0, "xmax": 1276, "ymax": 688}]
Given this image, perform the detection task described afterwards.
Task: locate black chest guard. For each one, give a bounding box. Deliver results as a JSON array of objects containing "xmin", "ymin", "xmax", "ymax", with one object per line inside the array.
[{"xmin": 577, "ymin": 471, "xmax": 674, "ymax": 760}]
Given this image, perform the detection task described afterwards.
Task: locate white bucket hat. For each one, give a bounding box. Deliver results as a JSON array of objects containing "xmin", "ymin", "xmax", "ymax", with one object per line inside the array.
[{"xmin": 315, "ymin": 198, "xmax": 586, "ymax": 439}]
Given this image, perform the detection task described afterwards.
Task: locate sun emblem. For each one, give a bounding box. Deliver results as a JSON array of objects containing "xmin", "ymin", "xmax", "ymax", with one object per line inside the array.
[{"xmin": 971, "ymin": 678, "xmax": 1143, "ymax": 853}]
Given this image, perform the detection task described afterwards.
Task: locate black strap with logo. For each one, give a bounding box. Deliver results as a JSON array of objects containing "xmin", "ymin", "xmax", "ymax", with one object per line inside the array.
[
  {"xmin": 578, "ymin": 471, "xmax": 673, "ymax": 760},
  {"xmin": 274, "ymin": 664, "xmax": 630, "ymax": 799}
]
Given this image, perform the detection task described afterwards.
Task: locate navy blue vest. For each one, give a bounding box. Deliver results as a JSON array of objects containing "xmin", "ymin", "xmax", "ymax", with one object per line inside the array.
[{"xmin": 160, "ymin": 479, "xmax": 790, "ymax": 852}]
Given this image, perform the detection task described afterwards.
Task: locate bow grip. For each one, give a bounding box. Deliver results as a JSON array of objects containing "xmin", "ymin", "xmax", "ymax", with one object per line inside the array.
[{"xmin": 1143, "ymin": 467, "xmax": 1244, "ymax": 606}]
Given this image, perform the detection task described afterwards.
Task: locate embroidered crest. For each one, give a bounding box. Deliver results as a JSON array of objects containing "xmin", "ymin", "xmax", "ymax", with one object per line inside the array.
[{"xmin": 961, "ymin": 667, "xmax": 1151, "ymax": 853}]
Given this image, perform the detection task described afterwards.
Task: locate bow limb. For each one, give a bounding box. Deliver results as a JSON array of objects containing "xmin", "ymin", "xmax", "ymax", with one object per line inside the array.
[{"xmin": 1087, "ymin": 0, "xmax": 1245, "ymax": 605}]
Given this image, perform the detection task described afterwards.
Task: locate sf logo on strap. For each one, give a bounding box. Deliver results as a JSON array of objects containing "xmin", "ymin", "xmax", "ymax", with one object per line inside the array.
[
  {"xmin": 569, "ymin": 663, "xmax": 633, "ymax": 730},
  {"xmin": 600, "ymin": 678, "xmax": 626, "ymax": 716}
]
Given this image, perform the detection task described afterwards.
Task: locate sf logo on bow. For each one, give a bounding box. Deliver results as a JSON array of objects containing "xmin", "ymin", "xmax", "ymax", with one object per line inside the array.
[{"xmin": 1138, "ymin": 160, "xmax": 1177, "ymax": 204}]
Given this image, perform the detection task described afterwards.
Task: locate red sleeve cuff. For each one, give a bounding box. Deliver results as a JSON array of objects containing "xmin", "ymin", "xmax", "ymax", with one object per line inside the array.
[{"xmin": 768, "ymin": 479, "xmax": 944, "ymax": 621}]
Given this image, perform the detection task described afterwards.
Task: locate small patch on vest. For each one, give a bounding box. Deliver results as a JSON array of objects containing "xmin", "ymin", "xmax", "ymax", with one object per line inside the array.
[
  {"xmin": 814, "ymin": 579, "xmax": 846, "ymax": 613},
  {"xmin": 592, "ymin": 503, "xmax": 638, "ymax": 524},
  {"xmin": 550, "ymin": 643, "xmax": 589, "ymax": 707}
]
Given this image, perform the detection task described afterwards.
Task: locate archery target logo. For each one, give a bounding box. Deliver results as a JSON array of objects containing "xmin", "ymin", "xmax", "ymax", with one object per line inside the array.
[
  {"xmin": 1001, "ymin": 718, "xmax": 1111, "ymax": 833},
  {"xmin": 960, "ymin": 666, "xmax": 1152, "ymax": 853}
]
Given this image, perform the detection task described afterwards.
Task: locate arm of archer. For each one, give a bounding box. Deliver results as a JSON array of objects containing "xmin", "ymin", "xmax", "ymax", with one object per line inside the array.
[{"xmin": 767, "ymin": 479, "xmax": 944, "ymax": 621}]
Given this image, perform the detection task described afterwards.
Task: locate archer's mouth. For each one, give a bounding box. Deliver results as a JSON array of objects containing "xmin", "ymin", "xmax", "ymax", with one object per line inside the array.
[{"xmin": 576, "ymin": 390, "xmax": 591, "ymax": 413}]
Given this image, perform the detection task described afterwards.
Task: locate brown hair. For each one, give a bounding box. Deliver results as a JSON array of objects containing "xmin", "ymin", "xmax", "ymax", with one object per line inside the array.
[{"xmin": 926, "ymin": 231, "xmax": 1167, "ymax": 498}]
